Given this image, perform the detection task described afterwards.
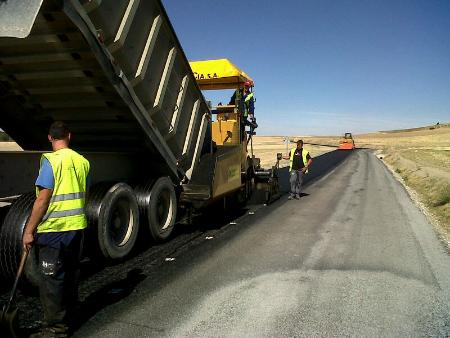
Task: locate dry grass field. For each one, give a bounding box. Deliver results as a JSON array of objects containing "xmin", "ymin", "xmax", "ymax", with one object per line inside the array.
[{"xmin": 251, "ymin": 136, "xmax": 336, "ymax": 168}]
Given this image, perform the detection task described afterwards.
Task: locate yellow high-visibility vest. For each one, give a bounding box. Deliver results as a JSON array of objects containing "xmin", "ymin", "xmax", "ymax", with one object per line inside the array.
[
  {"xmin": 289, "ymin": 147, "xmax": 310, "ymax": 173},
  {"xmin": 36, "ymin": 148, "xmax": 90, "ymax": 233},
  {"xmin": 244, "ymin": 92, "xmax": 254, "ymax": 117}
]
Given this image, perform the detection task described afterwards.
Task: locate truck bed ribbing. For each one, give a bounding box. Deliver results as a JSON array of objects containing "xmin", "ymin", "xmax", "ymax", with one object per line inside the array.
[{"xmin": 0, "ymin": 0, "xmax": 210, "ymax": 179}]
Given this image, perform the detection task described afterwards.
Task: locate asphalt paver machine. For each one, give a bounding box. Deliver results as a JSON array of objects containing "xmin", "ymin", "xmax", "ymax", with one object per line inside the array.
[{"xmin": 188, "ymin": 59, "xmax": 281, "ymax": 206}]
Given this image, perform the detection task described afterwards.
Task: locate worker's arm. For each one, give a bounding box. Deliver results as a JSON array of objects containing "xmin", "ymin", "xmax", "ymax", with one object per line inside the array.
[
  {"xmin": 22, "ymin": 187, "xmax": 52, "ymax": 250},
  {"xmin": 302, "ymin": 154, "xmax": 313, "ymax": 173}
]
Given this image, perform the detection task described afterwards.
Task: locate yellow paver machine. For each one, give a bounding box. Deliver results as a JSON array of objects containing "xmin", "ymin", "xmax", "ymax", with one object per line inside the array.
[{"xmin": 187, "ymin": 59, "xmax": 281, "ymax": 205}]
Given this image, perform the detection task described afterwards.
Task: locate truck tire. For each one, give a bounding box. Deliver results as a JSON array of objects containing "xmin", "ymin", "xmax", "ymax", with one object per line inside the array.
[
  {"xmin": 246, "ymin": 176, "xmax": 254, "ymax": 201},
  {"xmin": 134, "ymin": 178, "xmax": 156, "ymax": 241},
  {"xmin": 0, "ymin": 204, "xmax": 10, "ymax": 231},
  {"xmin": 0, "ymin": 193, "xmax": 35, "ymax": 281},
  {"xmin": 232, "ymin": 174, "xmax": 252, "ymax": 209},
  {"xmin": 137, "ymin": 177, "xmax": 176, "ymax": 242},
  {"xmin": 134, "ymin": 178, "xmax": 156, "ymax": 215},
  {"xmin": 86, "ymin": 183, "xmax": 139, "ymax": 260}
]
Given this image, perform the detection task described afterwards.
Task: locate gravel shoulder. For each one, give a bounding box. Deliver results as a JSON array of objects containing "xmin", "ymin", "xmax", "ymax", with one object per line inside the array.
[{"xmin": 378, "ymin": 149, "xmax": 450, "ymax": 250}]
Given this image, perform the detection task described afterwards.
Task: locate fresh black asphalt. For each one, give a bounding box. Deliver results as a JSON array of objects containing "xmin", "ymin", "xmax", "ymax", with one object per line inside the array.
[{"xmin": 73, "ymin": 150, "xmax": 450, "ymax": 337}]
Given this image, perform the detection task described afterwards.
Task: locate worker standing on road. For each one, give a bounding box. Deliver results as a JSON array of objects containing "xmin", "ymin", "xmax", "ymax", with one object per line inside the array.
[
  {"xmin": 22, "ymin": 121, "xmax": 90, "ymax": 338},
  {"xmin": 284, "ymin": 140, "xmax": 312, "ymax": 200}
]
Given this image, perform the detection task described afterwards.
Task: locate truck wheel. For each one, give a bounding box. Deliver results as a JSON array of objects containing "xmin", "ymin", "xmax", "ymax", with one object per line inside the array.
[
  {"xmin": 233, "ymin": 175, "xmax": 252, "ymax": 208},
  {"xmin": 86, "ymin": 183, "xmax": 139, "ymax": 260},
  {"xmin": 138, "ymin": 177, "xmax": 176, "ymax": 242},
  {"xmin": 0, "ymin": 193, "xmax": 35, "ymax": 281},
  {"xmin": 246, "ymin": 176, "xmax": 254, "ymax": 200},
  {"xmin": 0, "ymin": 205, "xmax": 10, "ymax": 231},
  {"xmin": 265, "ymin": 188, "xmax": 271, "ymax": 204}
]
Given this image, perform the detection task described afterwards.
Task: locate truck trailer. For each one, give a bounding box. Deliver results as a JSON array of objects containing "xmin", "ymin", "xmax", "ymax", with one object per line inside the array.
[{"xmin": 0, "ymin": 0, "xmax": 279, "ymax": 282}]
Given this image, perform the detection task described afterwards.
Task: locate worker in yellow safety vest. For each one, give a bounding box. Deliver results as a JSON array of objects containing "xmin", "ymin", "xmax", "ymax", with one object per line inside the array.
[
  {"xmin": 283, "ymin": 140, "xmax": 313, "ymax": 200},
  {"xmin": 243, "ymin": 81, "xmax": 257, "ymax": 129},
  {"xmin": 23, "ymin": 121, "xmax": 90, "ymax": 337}
]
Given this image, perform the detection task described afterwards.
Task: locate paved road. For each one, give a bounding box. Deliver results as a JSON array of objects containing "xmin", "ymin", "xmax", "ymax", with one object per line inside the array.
[{"xmin": 76, "ymin": 150, "xmax": 450, "ymax": 337}]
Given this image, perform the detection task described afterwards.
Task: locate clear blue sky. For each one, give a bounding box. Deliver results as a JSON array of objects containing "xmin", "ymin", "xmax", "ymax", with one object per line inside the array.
[{"xmin": 162, "ymin": 0, "xmax": 449, "ymax": 136}]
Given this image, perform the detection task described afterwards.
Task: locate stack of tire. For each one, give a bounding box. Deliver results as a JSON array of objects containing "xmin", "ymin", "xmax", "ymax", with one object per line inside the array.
[{"xmin": 0, "ymin": 177, "xmax": 177, "ymax": 282}]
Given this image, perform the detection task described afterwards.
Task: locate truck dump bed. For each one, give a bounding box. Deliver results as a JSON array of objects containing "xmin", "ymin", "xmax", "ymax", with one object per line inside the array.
[{"xmin": 0, "ymin": 0, "xmax": 210, "ymax": 178}]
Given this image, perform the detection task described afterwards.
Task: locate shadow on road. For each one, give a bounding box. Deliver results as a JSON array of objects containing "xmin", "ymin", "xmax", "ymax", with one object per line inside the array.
[
  {"xmin": 6, "ymin": 149, "xmax": 356, "ymax": 335},
  {"xmin": 19, "ymin": 269, "xmax": 146, "ymax": 337},
  {"xmin": 278, "ymin": 149, "xmax": 355, "ymax": 193},
  {"xmin": 67, "ymin": 149, "xmax": 355, "ymax": 333}
]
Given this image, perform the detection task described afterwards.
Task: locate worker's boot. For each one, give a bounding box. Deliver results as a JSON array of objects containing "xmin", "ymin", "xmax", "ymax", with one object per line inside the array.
[{"xmin": 249, "ymin": 118, "xmax": 258, "ymax": 130}]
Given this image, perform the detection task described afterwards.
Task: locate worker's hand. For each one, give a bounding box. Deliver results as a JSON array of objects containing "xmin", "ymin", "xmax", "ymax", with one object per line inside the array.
[
  {"xmin": 302, "ymin": 167, "xmax": 308, "ymax": 173},
  {"xmin": 22, "ymin": 231, "xmax": 35, "ymax": 251},
  {"xmin": 282, "ymin": 154, "xmax": 289, "ymax": 160}
]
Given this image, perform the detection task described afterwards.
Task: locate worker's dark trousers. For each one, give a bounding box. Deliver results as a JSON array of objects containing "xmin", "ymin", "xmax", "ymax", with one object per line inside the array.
[
  {"xmin": 289, "ymin": 169, "xmax": 304, "ymax": 197},
  {"xmin": 241, "ymin": 117, "xmax": 257, "ymax": 141},
  {"xmin": 38, "ymin": 231, "xmax": 83, "ymax": 331}
]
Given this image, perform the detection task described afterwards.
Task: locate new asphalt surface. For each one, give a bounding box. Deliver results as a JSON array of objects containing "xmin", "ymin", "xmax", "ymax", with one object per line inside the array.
[{"xmin": 73, "ymin": 149, "xmax": 450, "ymax": 337}]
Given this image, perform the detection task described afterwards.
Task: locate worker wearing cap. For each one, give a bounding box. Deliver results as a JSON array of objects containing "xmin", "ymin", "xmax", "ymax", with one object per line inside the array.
[
  {"xmin": 23, "ymin": 121, "xmax": 90, "ymax": 337},
  {"xmin": 284, "ymin": 140, "xmax": 312, "ymax": 199}
]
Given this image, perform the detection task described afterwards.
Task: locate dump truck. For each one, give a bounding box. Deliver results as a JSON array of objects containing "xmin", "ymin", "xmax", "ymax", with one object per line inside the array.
[
  {"xmin": 338, "ymin": 132, "xmax": 355, "ymax": 150},
  {"xmin": 0, "ymin": 0, "xmax": 279, "ymax": 282}
]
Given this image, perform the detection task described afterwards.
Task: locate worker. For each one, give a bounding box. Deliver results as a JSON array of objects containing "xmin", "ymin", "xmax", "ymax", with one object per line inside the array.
[
  {"xmin": 229, "ymin": 87, "xmax": 245, "ymax": 112},
  {"xmin": 23, "ymin": 121, "xmax": 90, "ymax": 337},
  {"xmin": 243, "ymin": 81, "xmax": 256, "ymax": 127},
  {"xmin": 284, "ymin": 140, "xmax": 312, "ymax": 200},
  {"xmin": 231, "ymin": 81, "xmax": 257, "ymax": 141}
]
